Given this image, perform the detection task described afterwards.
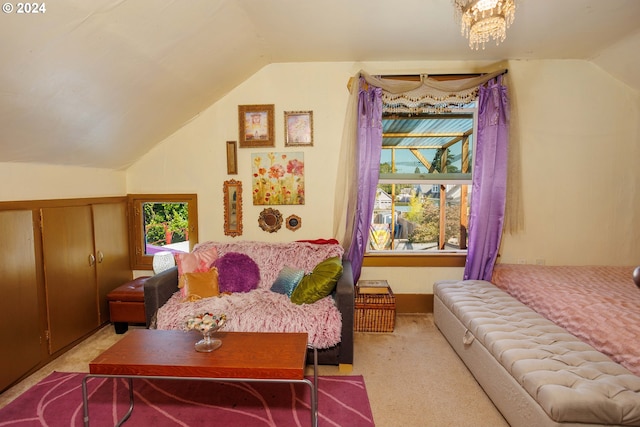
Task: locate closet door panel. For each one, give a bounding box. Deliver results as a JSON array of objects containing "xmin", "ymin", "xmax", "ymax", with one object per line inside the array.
[
  {"xmin": 0, "ymin": 210, "xmax": 40, "ymax": 391},
  {"xmin": 93, "ymin": 202, "xmax": 132, "ymax": 324},
  {"xmin": 42, "ymin": 206, "xmax": 98, "ymax": 354}
]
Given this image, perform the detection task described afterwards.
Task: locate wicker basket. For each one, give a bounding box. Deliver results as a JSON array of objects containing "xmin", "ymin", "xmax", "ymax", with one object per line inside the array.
[{"xmin": 354, "ymin": 286, "xmax": 396, "ymax": 332}]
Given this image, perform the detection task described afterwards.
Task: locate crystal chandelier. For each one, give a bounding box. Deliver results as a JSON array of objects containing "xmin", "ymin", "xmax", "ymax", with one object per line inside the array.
[{"xmin": 453, "ymin": 0, "xmax": 516, "ymax": 50}]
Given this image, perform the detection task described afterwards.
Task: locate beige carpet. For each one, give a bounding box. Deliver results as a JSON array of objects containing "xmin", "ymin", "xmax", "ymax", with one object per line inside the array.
[{"xmin": 0, "ymin": 314, "xmax": 508, "ymax": 427}]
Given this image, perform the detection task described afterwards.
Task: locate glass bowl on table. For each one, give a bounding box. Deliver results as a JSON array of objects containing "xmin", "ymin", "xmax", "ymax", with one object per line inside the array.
[{"xmin": 184, "ymin": 312, "xmax": 227, "ymax": 352}]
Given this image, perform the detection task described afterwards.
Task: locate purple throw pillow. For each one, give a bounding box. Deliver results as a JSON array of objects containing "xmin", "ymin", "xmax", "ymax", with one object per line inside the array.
[{"xmin": 213, "ymin": 252, "xmax": 260, "ymax": 293}]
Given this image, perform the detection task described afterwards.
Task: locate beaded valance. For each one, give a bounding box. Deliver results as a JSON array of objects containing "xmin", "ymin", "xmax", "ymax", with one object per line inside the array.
[
  {"xmin": 382, "ymin": 83, "xmax": 478, "ymax": 114},
  {"xmin": 358, "ymin": 69, "xmax": 506, "ymax": 114}
]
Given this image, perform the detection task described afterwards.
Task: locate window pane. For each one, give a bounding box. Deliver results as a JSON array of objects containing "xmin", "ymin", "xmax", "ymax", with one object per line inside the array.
[
  {"xmin": 369, "ymin": 184, "xmax": 470, "ymax": 252},
  {"xmin": 373, "ymin": 109, "xmax": 475, "ymax": 256},
  {"xmin": 142, "ymin": 202, "xmax": 190, "ymax": 255},
  {"xmin": 381, "ymin": 114, "xmax": 474, "ymax": 178},
  {"xmin": 128, "ymin": 194, "xmax": 198, "ymax": 270}
]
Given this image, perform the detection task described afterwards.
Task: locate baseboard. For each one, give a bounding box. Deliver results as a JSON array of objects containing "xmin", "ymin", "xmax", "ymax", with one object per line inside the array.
[{"xmin": 395, "ymin": 293, "xmax": 433, "ymax": 313}]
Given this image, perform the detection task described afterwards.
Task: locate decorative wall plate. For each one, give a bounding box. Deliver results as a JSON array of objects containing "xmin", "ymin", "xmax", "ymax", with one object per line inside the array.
[
  {"xmin": 286, "ymin": 214, "xmax": 301, "ymax": 231},
  {"xmin": 258, "ymin": 208, "xmax": 282, "ymax": 233}
]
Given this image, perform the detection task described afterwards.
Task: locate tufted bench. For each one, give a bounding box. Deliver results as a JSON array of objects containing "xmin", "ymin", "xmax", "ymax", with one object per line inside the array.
[{"xmin": 434, "ymin": 280, "xmax": 640, "ymax": 427}]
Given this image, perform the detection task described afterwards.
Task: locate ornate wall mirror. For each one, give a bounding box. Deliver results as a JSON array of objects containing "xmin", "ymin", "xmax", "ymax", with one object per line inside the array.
[
  {"xmin": 258, "ymin": 207, "xmax": 282, "ymax": 233},
  {"xmin": 223, "ymin": 180, "xmax": 242, "ymax": 237}
]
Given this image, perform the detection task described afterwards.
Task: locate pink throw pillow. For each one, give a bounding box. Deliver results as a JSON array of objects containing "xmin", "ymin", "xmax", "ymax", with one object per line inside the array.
[{"xmin": 175, "ymin": 247, "xmax": 218, "ymax": 294}]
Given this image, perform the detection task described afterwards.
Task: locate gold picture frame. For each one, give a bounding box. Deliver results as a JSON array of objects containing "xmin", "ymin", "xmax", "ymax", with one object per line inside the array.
[
  {"xmin": 284, "ymin": 111, "xmax": 313, "ymax": 147},
  {"xmin": 238, "ymin": 104, "xmax": 275, "ymax": 148},
  {"xmin": 226, "ymin": 141, "xmax": 237, "ymax": 174},
  {"xmin": 223, "ymin": 180, "xmax": 242, "ymax": 237},
  {"xmin": 286, "ymin": 214, "xmax": 301, "ymax": 231}
]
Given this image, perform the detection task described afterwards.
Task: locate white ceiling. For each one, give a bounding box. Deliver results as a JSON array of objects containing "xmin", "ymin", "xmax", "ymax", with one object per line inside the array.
[{"xmin": 1, "ymin": 0, "xmax": 639, "ymax": 170}]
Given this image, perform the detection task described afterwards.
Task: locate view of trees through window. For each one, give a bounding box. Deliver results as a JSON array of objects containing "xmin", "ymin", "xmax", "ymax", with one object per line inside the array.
[
  {"xmin": 143, "ymin": 202, "xmax": 190, "ymax": 254},
  {"xmin": 369, "ymin": 110, "xmax": 475, "ymax": 253},
  {"xmin": 128, "ymin": 194, "xmax": 197, "ymax": 270},
  {"xmin": 371, "ymin": 183, "xmax": 469, "ymax": 251}
]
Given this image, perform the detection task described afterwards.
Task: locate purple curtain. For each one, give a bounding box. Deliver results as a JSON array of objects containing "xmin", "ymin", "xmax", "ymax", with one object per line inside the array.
[
  {"xmin": 346, "ymin": 80, "xmax": 383, "ymax": 283},
  {"xmin": 463, "ymin": 76, "xmax": 509, "ymax": 280}
]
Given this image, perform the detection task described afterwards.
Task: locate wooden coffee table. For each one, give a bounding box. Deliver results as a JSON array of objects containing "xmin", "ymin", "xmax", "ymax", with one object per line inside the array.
[{"xmin": 82, "ymin": 329, "xmax": 318, "ymax": 427}]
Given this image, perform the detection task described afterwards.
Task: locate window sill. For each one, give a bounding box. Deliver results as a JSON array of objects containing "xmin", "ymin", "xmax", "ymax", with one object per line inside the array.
[{"xmin": 362, "ymin": 253, "xmax": 466, "ymax": 267}]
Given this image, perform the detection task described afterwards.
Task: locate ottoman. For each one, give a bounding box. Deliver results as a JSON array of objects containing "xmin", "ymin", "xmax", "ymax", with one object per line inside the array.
[{"xmin": 107, "ymin": 276, "xmax": 149, "ymax": 334}]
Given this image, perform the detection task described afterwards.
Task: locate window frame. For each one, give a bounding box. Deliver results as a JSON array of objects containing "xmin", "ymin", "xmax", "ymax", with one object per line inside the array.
[
  {"xmin": 364, "ymin": 106, "xmax": 477, "ymax": 266},
  {"xmin": 127, "ymin": 194, "xmax": 198, "ymax": 270},
  {"xmin": 362, "ymin": 252, "xmax": 466, "ymax": 267}
]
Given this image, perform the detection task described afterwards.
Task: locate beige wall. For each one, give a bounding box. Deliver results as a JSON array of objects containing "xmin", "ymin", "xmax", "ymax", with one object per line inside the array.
[
  {"xmin": 0, "ymin": 162, "xmax": 126, "ymax": 202},
  {"xmin": 127, "ymin": 59, "xmax": 640, "ymax": 292},
  {"xmin": 127, "ymin": 62, "xmax": 356, "ymax": 241},
  {"xmin": 3, "ymin": 59, "xmax": 637, "ymax": 294},
  {"xmin": 499, "ymin": 60, "xmax": 640, "ymax": 267}
]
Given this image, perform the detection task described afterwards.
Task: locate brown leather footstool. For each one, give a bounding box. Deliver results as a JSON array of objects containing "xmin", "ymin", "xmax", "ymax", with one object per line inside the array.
[{"xmin": 107, "ymin": 276, "xmax": 150, "ymax": 334}]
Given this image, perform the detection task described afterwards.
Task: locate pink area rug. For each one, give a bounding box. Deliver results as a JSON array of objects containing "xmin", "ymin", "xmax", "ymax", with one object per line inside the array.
[{"xmin": 0, "ymin": 372, "xmax": 375, "ymax": 427}]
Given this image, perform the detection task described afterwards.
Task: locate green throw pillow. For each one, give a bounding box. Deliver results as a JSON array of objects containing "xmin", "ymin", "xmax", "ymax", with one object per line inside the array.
[{"xmin": 290, "ymin": 257, "xmax": 343, "ymax": 305}]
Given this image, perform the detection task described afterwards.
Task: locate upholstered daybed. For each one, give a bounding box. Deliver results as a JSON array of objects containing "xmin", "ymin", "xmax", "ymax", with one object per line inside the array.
[
  {"xmin": 143, "ymin": 240, "xmax": 354, "ymax": 367},
  {"xmin": 434, "ymin": 265, "xmax": 640, "ymax": 427}
]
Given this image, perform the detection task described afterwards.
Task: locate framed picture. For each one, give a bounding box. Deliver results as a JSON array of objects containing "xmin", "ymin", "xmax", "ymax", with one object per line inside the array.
[
  {"xmin": 223, "ymin": 180, "xmax": 242, "ymax": 237},
  {"xmin": 284, "ymin": 111, "xmax": 313, "ymax": 147},
  {"xmin": 226, "ymin": 141, "xmax": 237, "ymax": 174},
  {"xmin": 238, "ymin": 104, "xmax": 275, "ymax": 148},
  {"xmin": 251, "ymin": 152, "xmax": 305, "ymax": 205}
]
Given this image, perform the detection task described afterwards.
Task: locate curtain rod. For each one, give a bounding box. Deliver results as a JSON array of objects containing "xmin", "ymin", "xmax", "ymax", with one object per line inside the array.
[
  {"xmin": 385, "ymin": 69, "xmax": 508, "ymax": 80},
  {"xmin": 432, "ymin": 69, "xmax": 508, "ymax": 75},
  {"xmin": 429, "ymin": 69, "xmax": 508, "ymax": 77}
]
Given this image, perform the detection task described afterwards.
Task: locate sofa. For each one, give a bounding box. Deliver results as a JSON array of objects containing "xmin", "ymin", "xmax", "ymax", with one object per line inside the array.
[
  {"xmin": 143, "ymin": 240, "xmax": 354, "ymax": 368},
  {"xmin": 434, "ymin": 266, "xmax": 640, "ymax": 427}
]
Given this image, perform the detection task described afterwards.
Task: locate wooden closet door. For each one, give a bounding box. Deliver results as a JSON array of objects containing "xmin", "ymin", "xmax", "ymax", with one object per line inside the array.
[
  {"xmin": 42, "ymin": 206, "xmax": 99, "ymax": 354},
  {"xmin": 93, "ymin": 202, "xmax": 132, "ymax": 324},
  {"xmin": 0, "ymin": 210, "xmax": 40, "ymax": 391}
]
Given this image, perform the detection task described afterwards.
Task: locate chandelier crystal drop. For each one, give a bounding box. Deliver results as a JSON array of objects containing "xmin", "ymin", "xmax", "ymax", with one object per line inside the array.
[{"xmin": 453, "ymin": 0, "xmax": 516, "ymax": 50}]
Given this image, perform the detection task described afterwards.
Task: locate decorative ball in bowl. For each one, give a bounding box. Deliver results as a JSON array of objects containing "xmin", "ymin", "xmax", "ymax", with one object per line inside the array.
[{"xmin": 184, "ymin": 313, "xmax": 227, "ymax": 352}]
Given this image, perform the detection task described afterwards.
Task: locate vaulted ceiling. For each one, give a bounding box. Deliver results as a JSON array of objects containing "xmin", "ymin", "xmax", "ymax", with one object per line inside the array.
[{"xmin": 2, "ymin": 0, "xmax": 639, "ymax": 170}]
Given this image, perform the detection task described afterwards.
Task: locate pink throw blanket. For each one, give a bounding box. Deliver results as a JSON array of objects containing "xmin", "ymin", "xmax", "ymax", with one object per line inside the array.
[
  {"xmin": 157, "ymin": 289, "xmax": 342, "ymax": 349},
  {"xmin": 157, "ymin": 241, "xmax": 346, "ymax": 349},
  {"xmin": 492, "ymin": 264, "xmax": 640, "ymax": 376}
]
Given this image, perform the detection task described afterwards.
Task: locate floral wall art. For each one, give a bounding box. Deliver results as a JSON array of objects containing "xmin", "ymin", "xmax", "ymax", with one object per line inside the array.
[{"xmin": 251, "ymin": 152, "xmax": 304, "ymax": 205}]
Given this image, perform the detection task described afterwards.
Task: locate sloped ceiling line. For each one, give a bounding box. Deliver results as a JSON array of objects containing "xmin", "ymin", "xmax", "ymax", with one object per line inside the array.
[{"xmin": 0, "ymin": 0, "xmax": 638, "ymax": 169}]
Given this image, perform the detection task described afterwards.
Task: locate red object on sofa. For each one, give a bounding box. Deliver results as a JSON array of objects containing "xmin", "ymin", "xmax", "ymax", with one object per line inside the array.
[{"xmin": 296, "ymin": 238, "xmax": 340, "ymax": 245}]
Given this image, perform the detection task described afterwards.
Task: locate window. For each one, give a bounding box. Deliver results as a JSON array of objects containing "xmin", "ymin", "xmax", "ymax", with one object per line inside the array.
[
  {"xmin": 128, "ymin": 194, "xmax": 198, "ymax": 270},
  {"xmin": 367, "ymin": 109, "xmax": 476, "ymax": 260}
]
